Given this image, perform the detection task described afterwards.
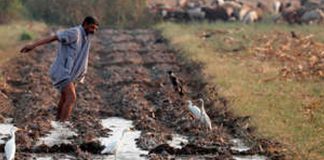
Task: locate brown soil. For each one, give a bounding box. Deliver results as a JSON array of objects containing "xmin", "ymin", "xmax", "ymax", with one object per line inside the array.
[{"xmin": 0, "ymin": 29, "xmax": 286, "ymax": 159}]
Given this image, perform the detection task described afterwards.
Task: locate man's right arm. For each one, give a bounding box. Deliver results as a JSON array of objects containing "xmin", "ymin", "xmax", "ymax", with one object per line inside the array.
[{"xmin": 20, "ymin": 35, "xmax": 58, "ymax": 53}]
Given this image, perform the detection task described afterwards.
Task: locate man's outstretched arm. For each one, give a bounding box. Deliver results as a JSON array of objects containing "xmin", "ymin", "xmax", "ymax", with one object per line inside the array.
[{"xmin": 20, "ymin": 35, "xmax": 58, "ymax": 53}]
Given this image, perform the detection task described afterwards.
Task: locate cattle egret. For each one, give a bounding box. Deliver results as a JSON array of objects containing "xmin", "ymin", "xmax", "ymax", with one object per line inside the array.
[
  {"xmin": 5, "ymin": 127, "xmax": 22, "ymax": 160},
  {"xmin": 168, "ymin": 71, "xmax": 184, "ymax": 96},
  {"xmin": 199, "ymin": 99, "xmax": 212, "ymax": 130},
  {"xmin": 187, "ymin": 100, "xmax": 201, "ymax": 119},
  {"xmin": 101, "ymin": 128, "xmax": 130, "ymax": 160}
]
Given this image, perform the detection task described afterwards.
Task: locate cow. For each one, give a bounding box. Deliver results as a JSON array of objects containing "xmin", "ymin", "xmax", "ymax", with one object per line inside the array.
[
  {"xmin": 273, "ymin": 0, "xmax": 282, "ymax": 14},
  {"xmin": 301, "ymin": 8, "xmax": 324, "ymax": 24},
  {"xmin": 202, "ymin": 6, "xmax": 230, "ymax": 21}
]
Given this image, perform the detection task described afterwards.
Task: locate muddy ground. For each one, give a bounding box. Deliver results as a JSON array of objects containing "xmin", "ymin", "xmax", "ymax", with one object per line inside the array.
[{"xmin": 0, "ymin": 29, "xmax": 285, "ymax": 159}]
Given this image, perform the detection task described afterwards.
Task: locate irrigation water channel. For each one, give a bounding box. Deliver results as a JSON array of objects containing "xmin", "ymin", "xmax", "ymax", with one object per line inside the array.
[{"xmin": 0, "ymin": 117, "xmax": 267, "ymax": 160}]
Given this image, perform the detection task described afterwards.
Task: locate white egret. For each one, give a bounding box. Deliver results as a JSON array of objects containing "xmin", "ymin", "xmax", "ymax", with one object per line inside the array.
[
  {"xmin": 187, "ymin": 100, "xmax": 201, "ymax": 119},
  {"xmin": 199, "ymin": 98, "xmax": 212, "ymax": 130},
  {"xmin": 101, "ymin": 128, "xmax": 130, "ymax": 160},
  {"xmin": 5, "ymin": 127, "xmax": 22, "ymax": 160}
]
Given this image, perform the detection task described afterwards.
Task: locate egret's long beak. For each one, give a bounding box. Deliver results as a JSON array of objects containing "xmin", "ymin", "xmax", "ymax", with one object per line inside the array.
[{"xmin": 16, "ymin": 128, "xmax": 25, "ymax": 132}]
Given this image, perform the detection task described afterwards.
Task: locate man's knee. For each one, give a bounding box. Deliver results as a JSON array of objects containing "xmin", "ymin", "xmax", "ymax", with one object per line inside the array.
[
  {"xmin": 62, "ymin": 83, "xmax": 77, "ymax": 105},
  {"xmin": 66, "ymin": 92, "xmax": 76, "ymax": 104}
]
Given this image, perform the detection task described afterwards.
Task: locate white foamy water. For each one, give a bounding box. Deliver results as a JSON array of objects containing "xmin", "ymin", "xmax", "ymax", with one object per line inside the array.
[
  {"xmin": 233, "ymin": 155, "xmax": 268, "ymax": 160},
  {"xmin": 230, "ymin": 138, "xmax": 250, "ymax": 152},
  {"xmin": 35, "ymin": 158, "xmax": 52, "ymax": 160},
  {"xmin": 98, "ymin": 117, "xmax": 148, "ymax": 160},
  {"xmin": 167, "ymin": 134, "xmax": 188, "ymax": 149},
  {"xmin": 231, "ymin": 138, "xmax": 268, "ymax": 160},
  {"xmin": 0, "ymin": 119, "xmax": 14, "ymax": 144},
  {"xmin": 36, "ymin": 121, "xmax": 78, "ymax": 147},
  {"xmin": 30, "ymin": 155, "xmax": 77, "ymax": 160}
]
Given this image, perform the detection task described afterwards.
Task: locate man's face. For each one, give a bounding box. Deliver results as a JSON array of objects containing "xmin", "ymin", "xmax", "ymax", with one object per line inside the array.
[{"xmin": 84, "ymin": 23, "xmax": 99, "ymax": 35}]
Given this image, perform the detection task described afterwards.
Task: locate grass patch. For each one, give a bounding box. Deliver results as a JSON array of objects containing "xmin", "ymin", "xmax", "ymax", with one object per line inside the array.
[
  {"xmin": 157, "ymin": 22, "xmax": 324, "ymax": 160},
  {"xmin": 19, "ymin": 30, "xmax": 34, "ymax": 41},
  {"xmin": 0, "ymin": 21, "xmax": 47, "ymax": 63}
]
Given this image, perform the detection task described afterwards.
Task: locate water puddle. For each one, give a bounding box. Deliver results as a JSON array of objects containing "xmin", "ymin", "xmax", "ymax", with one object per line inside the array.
[
  {"xmin": 167, "ymin": 134, "xmax": 188, "ymax": 149},
  {"xmin": 30, "ymin": 154, "xmax": 77, "ymax": 160},
  {"xmin": 233, "ymin": 155, "xmax": 268, "ymax": 160},
  {"xmin": 33, "ymin": 158, "xmax": 53, "ymax": 160},
  {"xmin": 230, "ymin": 138, "xmax": 250, "ymax": 152},
  {"xmin": 97, "ymin": 117, "xmax": 148, "ymax": 160},
  {"xmin": 0, "ymin": 118, "xmax": 14, "ymax": 144},
  {"xmin": 231, "ymin": 138, "xmax": 268, "ymax": 160},
  {"xmin": 36, "ymin": 121, "xmax": 78, "ymax": 147}
]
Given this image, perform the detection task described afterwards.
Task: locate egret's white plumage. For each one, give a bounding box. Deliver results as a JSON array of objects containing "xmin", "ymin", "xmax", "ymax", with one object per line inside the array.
[
  {"xmin": 5, "ymin": 127, "xmax": 21, "ymax": 160},
  {"xmin": 187, "ymin": 100, "xmax": 201, "ymax": 119},
  {"xmin": 199, "ymin": 99, "xmax": 212, "ymax": 130},
  {"xmin": 101, "ymin": 128, "xmax": 129, "ymax": 159}
]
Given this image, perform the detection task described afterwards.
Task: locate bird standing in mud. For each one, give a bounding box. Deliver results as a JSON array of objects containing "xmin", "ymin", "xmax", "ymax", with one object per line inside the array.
[
  {"xmin": 168, "ymin": 71, "xmax": 184, "ymax": 96},
  {"xmin": 101, "ymin": 128, "xmax": 130, "ymax": 160},
  {"xmin": 4, "ymin": 127, "xmax": 22, "ymax": 160},
  {"xmin": 187, "ymin": 100, "xmax": 201, "ymax": 119},
  {"xmin": 199, "ymin": 98, "xmax": 212, "ymax": 130}
]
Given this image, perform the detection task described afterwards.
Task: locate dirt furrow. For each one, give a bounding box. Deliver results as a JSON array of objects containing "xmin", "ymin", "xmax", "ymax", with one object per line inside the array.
[{"xmin": 0, "ymin": 29, "xmax": 285, "ymax": 159}]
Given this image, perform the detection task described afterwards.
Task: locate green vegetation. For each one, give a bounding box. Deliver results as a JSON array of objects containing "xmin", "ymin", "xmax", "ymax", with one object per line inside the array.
[
  {"xmin": 0, "ymin": 0, "xmax": 25, "ymax": 24},
  {"xmin": 22, "ymin": 0, "xmax": 154, "ymax": 28},
  {"xmin": 0, "ymin": 0, "xmax": 154, "ymax": 63},
  {"xmin": 19, "ymin": 30, "xmax": 34, "ymax": 41},
  {"xmin": 157, "ymin": 22, "xmax": 324, "ymax": 160},
  {"xmin": 1, "ymin": 0, "xmax": 154, "ymax": 28},
  {"xmin": 0, "ymin": 21, "xmax": 47, "ymax": 63}
]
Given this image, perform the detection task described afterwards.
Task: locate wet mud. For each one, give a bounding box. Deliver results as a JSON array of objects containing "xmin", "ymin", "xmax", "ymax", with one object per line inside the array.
[{"xmin": 0, "ymin": 29, "xmax": 285, "ymax": 159}]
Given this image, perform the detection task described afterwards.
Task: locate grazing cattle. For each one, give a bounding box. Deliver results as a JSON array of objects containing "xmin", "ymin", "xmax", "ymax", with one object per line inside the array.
[
  {"xmin": 159, "ymin": 7, "xmax": 190, "ymax": 22},
  {"xmin": 211, "ymin": 0, "xmax": 224, "ymax": 6},
  {"xmin": 187, "ymin": 7, "xmax": 206, "ymax": 20},
  {"xmin": 179, "ymin": 0, "xmax": 188, "ymax": 8},
  {"xmin": 242, "ymin": 10, "xmax": 259, "ymax": 23},
  {"xmin": 301, "ymin": 8, "xmax": 324, "ymax": 24},
  {"xmin": 275, "ymin": 1, "xmax": 304, "ymax": 24},
  {"xmin": 279, "ymin": 8, "xmax": 304, "ymax": 24},
  {"xmin": 237, "ymin": 2, "xmax": 265, "ymax": 24},
  {"xmin": 237, "ymin": 4, "xmax": 253, "ymax": 21},
  {"xmin": 202, "ymin": 6, "xmax": 232, "ymax": 21},
  {"xmin": 273, "ymin": 0, "xmax": 282, "ymax": 14}
]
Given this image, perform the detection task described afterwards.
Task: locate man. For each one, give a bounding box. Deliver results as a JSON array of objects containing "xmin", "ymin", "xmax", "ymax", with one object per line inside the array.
[{"xmin": 20, "ymin": 16, "xmax": 99, "ymax": 122}]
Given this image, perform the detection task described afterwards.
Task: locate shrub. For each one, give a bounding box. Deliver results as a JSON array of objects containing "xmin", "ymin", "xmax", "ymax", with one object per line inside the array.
[
  {"xmin": 22, "ymin": 0, "xmax": 156, "ymax": 28},
  {"xmin": 0, "ymin": 0, "xmax": 24, "ymax": 24},
  {"xmin": 19, "ymin": 30, "xmax": 33, "ymax": 41}
]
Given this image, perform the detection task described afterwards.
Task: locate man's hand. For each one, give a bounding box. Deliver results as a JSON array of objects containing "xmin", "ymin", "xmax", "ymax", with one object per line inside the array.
[
  {"xmin": 20, "ymin": 35, "xmax": 58, "ymax": 53},
  {"xmin": 20, "ymin": 44, "xmax": 36, "ymax": 53}
]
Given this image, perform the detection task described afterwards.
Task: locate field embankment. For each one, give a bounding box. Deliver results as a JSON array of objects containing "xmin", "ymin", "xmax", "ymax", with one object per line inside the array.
[{"xmin": 157, "ymin": 22, "xmax": 324, "ymax": 160}]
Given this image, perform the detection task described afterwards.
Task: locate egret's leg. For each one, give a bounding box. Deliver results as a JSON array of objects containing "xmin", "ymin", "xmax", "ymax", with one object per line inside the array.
[{"xmin": 59, "ymin": 82, "xmax": 76, "ymax": 122}]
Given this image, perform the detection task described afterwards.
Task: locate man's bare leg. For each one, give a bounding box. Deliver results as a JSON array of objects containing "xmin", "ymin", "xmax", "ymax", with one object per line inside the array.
[
  {"xmin": 56, "ymin": 93, "xmax": 65, "ymax": 121},
  {"xmin": 59, "ymin": 82, "xmax": 76, "ymax": 122}
]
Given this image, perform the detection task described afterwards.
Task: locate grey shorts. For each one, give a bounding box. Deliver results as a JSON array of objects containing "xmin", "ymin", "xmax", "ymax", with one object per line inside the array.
[{"xmin": 54, "ymin": 78, "xmax": 71, "ymax": 92}]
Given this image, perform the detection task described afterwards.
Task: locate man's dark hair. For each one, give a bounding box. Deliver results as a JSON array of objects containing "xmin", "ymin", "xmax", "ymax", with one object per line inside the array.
[{"xmin": 82, "ymin": 16, "xmax": 99, "ymax": 26}]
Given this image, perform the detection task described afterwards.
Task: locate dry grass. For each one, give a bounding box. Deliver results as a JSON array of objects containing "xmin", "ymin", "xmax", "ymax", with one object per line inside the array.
[
  {"xmin": 157, "ymin": 22, "xmax": 324, "ymax": 160},
  {"xmin": 0, "ymin": 21, "xmax": 47, "ymax": 64}
]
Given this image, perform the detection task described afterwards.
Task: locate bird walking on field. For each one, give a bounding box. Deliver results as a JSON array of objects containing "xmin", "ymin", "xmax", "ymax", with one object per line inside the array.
[
  {"xmin": 187, "ymin": 100, "xmax": 202, "ymax": 119},
  {"xmin": 101, "ymin": 128, "xmax": 130, "ymax": 160},
  {"xmin": 5, "ymin": 127, "xmax": 23, "ymax": 160},
  {"xmin": 168, "ymin": 71, "xmax": 184, "ymax": 96},
  {"xmin": 199, "ymin": 98, "xmax": 212, "ymax": 130}
]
